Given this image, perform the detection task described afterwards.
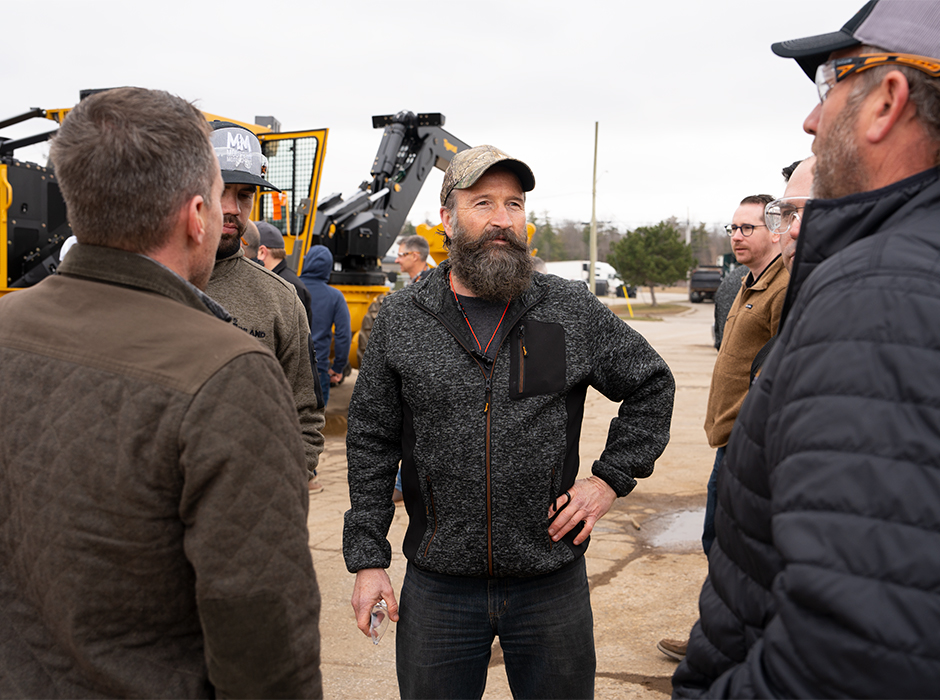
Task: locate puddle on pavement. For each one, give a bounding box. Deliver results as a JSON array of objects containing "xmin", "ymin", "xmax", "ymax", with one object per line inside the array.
[{"xmin": 647, "ymin": 508, "xmax": 705, "ymax": 548}]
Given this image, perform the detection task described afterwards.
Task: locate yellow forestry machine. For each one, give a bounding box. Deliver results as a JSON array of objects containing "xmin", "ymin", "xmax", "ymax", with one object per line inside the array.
[{"xmin": 1, "ymin": 95, "xmax": 475, "ymax": 368}]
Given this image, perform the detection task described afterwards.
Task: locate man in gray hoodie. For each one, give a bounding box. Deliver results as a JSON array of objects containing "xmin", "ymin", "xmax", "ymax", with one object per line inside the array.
[{"xmin": 344, "ymin": 145, "xmax": 674, "ymax": 699}]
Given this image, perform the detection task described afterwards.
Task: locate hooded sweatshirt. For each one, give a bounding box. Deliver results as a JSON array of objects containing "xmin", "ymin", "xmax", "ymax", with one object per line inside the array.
[{"xmin": 301, "ymin": 245, "xmax": 352, "ymax": 374}]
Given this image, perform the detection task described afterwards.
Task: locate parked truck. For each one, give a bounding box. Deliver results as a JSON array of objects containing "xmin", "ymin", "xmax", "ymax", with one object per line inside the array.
[{"xmin": 688, "ymin": 265, "xmax": 723, "ymax": 303}]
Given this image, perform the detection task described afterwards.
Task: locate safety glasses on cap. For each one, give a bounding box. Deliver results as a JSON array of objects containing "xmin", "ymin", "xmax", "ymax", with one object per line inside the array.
[{"xmin": 815, "ymin": 53, "xmax": 940, "ymax": 103}]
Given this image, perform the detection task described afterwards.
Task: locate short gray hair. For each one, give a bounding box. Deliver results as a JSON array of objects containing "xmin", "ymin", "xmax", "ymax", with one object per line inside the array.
[
  {"xmin": 49, "ymin": 87, "xmax": 216, "ymax": 254},
  {"xmin": 400, "ymin": 235, "xmax": 430, "ymax": 260},
  {"xmin": 851, "ymin": 45, "xmax": 940, "ymax": 159}
]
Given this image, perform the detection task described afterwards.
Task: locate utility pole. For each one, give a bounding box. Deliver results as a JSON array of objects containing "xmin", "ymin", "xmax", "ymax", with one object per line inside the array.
[{"xmin": 590, "ymin": 122, "xmax": 598, "ymax": 295}]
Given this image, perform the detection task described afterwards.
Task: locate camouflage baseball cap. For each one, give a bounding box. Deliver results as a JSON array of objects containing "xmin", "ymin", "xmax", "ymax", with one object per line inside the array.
[{"xmin": 440, "ymin": 145, "xmax": 535, "ymax": 206}]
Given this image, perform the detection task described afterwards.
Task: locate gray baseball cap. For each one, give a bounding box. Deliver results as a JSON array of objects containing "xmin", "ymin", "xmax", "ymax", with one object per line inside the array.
[
  {"xmin": 256, "ymin": 220, "xmax": 285, "ymax": 248},
  {"xmin": 440, "ymin": 145, "xmax": 535, "ymax": 206},
  {"xmin": 209, "ymin": 121, "xmax": 281, "ymax": 192},
  {"xmin": 772, "ymin": 0, "xmax": 940, "ymax": 79}
]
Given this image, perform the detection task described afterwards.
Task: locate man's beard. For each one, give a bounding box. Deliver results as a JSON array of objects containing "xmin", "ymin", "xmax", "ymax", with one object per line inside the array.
[
  {"xmin": 448, "ymin": 220, "xmax": 533, "ymax": 302},
  {"xmin": 216, "ymin": 215, "xmax": 245, "ymax": 260},
  {"xmin": 814, "ymin": 96, "xmax": 868, "ymax": 200}
]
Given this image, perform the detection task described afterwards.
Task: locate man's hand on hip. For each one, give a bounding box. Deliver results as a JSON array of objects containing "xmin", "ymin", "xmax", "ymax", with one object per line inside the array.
[
  {"xmin": 351, "ymin": 568, "xmax": 399, "ymax": 636},
  {"xmin": 547, "ymin": 476, "xmax": 617, "ymax": 545}
]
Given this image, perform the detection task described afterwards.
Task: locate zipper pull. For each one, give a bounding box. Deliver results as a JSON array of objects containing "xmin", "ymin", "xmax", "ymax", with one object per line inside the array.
[
  {"xmin": 484, "ymin": 378, "xmax": 492, "ymax": 413},
  {"xmin": 518, "ymin": 325, "xmax": 527, "ymax": 356}
]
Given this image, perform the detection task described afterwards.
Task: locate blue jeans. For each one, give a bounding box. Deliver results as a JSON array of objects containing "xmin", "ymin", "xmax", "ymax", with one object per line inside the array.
[
  {"xmin": 396, "ymin": 559, "xmax": 596, "ymax": 700},
  {"xmin": 702, "ymin": 446, "xmax": 725, "ymax": 555},
  {"xmin": 318, "ymin": 366, "xmax": 330, "ymax": 406}
]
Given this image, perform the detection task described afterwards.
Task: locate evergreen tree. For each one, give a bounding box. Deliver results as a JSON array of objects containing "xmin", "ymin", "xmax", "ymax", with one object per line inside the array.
[
  {"xmin": 607, "ymin": 220, "xmax": 696, "ymax": 306},
  {"xmin": 530, "ymin": 213, "xmax": 561, "ymax": 261}
]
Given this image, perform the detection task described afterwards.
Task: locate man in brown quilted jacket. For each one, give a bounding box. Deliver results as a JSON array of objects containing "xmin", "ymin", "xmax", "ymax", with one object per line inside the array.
[{"xmin": 0, "ymin": 88, "xmax": 321, "ymax": 698}]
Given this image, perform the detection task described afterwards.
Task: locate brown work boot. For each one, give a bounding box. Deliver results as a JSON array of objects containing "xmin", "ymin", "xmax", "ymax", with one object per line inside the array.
[{"xmin": 656, "ymin": 638, "xmax": 688, "ymax": 662}]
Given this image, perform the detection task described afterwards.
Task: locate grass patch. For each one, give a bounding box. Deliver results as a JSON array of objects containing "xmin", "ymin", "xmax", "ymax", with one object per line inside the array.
[{"xmin": 610, "ymin": 303, "xmax": 686, "ymax": 320}]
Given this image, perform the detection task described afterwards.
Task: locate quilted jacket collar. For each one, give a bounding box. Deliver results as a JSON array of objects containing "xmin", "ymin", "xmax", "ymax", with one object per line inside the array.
[
  {"xmin": 57, "ymin": 244, "xmax": 231, "ymax": 322},
  {"xmin": 782, "ymin": 166, "xmax": 940, "ymax": 329}
]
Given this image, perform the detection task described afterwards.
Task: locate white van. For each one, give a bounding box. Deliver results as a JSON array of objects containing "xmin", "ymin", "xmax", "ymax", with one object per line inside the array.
[{"xmin": 542, "ymin": 260, "xmax": 626, "ymax": 296}]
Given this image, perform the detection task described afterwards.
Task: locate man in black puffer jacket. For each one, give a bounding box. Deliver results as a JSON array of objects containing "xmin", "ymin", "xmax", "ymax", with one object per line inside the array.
[
  {"xmin": 673, "ymin": 1, "xmax": 940, "ymax": 697},
  {"xmin": 344, "ymin": 145, "xmax": 675, "ymax": 700}
]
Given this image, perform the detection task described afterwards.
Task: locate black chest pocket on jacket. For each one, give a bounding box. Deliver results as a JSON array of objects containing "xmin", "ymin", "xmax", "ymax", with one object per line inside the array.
[{"xmin": 509, "ymin": 320, "xmax": 566, "ymax": 399}]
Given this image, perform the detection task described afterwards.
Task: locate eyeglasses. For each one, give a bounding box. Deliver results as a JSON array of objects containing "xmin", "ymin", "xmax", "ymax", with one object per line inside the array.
[
  {"xmin": 765, "ymin": 196, "xmax": 810, "ymax": 235},
  {"xmin": 395, "ymin": 250, "xmax": 417, "ymax": 259},
  {"xmin": 724, "ymin": 223, "xmax": 767, "ymax": 237},
  {"xmin": 816, "ymin": 52, "xmax": 940, "ymax": 103}
]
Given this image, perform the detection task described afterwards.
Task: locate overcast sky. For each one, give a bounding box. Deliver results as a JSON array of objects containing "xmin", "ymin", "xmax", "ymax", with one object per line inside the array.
[{"xmin": 4, "ymin": 0, "xmax": 862, "ymax": 232}]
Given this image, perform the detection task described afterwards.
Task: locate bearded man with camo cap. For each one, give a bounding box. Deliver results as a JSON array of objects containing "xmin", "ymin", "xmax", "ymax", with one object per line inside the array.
[
  {"xmin": 206, "ymin": 122, "xmax": 326, "ymax": 490},
  {"xmin": 343, "ymin": 144, "xmax": 675, "ymax": 699}
]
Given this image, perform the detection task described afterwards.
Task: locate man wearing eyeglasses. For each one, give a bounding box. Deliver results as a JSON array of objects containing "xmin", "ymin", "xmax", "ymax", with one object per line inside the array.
[
  {"xmin": 674, "ymin": 1, "xmax": 940, "ymax": 696},
  {"xmin": 768, "ymin": 156, "xmax": 815, "ymax": 273},
  {"xmin": 659, "ymin": 192, "xmax": 788, "ymax": 663},
  {"xmin": 745, "ymin": 157, "xmax": 817, "ymax": 385},
  {"xmin": 656, "ymin": 194, "xmax": 790, "ymax": 661},
  {"xmin": 698, "ymin": 194, "xmax": 788, "ymax": 557},
  {"xmin": 395, "ymin": 234, "xmax": 433, "ymax": 283}
]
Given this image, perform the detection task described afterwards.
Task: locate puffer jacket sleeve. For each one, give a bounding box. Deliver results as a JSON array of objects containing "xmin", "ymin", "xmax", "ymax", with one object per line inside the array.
[
  {"xmin": 582, "ymin": 288, "xmax": 675, "ymax": 496},
  {"xmin": 675, "ymin": 259, "xmax": 940, "ymax": 697},
  {"xmin": 179, "ymin": 351, "xmax": 322, "ymax": 699},
  {"xmin": 343, "ymin": 298, "xmax": 401, "ymax": 572}
]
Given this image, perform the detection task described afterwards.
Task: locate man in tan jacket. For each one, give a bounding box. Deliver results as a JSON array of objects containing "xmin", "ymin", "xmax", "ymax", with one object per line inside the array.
[
  {"xmin": 703, "ymin": 194, "xmax": 789, "ymax": 552},
  {"xmin": 658, "ymin": 193, "xmax": 788, "ymax": 663}
]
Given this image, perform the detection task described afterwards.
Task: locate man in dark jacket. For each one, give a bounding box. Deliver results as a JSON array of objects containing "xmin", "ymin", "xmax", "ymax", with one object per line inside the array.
[
  {"xmin": 344, "ymin": 145, "xmax": 675, "ymax": 699},
  {"xmin": 673, "ymin": 1, "xmax": 940, "ymax": 696},
  {"xmin": 712, "ymin": 265, "xmax": 747, "ymax": 351},
  {"xmin": 300, "ymin": 245, "xmax": 352, "ymax": 406},
  {"xmin": 242, "ymin": 219, "xmax": 261, "ymax": 260},
  {"xmin": 0, "ymin": 88, "xmax": 321, "ymax": 697}
]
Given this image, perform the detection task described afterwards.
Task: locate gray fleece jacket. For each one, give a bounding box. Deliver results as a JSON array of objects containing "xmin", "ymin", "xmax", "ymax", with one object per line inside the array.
[{"xmin": 343, "ymin": 261, "xmax": 674, "ymax": 578}]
